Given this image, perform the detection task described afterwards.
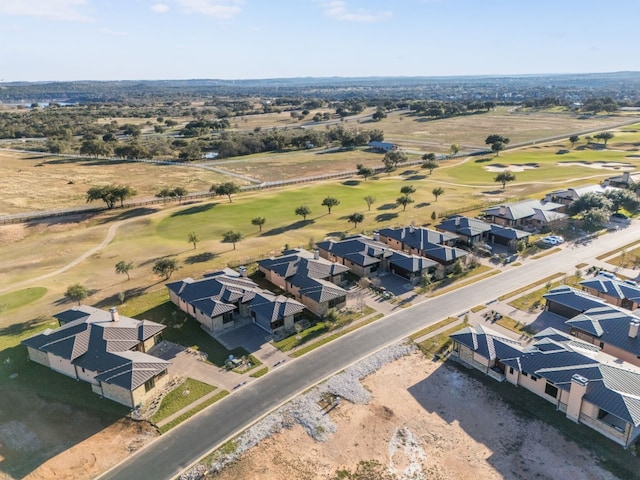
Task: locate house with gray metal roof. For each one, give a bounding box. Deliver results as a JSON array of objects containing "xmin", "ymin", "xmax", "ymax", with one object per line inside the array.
[
  {"xmin": 604, "ymin": 171, "xmax": 640, "ymax": 189},
  {"xmin": 450, "ymin": 324, "xmax": 640, "ymax": 447},
  {"xmin": 580, "ymin": 273, "xmax": 640, "ymax": 311},
  {"xmin": 22, "ymin": 306, "xmax": 169, "ymax": 408},
  {"xmin": 435, "ymin": 215, "xmax": 530, "ymax": 251},
  {"xmin": 258, "ymin": 249, "xmax": 349, "ymax": 317},
  {"xmin": 545, "ymin": 184, "xmax": 620, "ymax": 205},
  {"xmin": 249, "ymin": 291, "xmax": 305, "ymax": 334},
  {"xmin": 368, "ymin": 140, "xmax": 397, "ymax": 152},
  {"xmin": 543, "ymin": 285, "xmax": 608, "ymax": 318},
  {"xmin": 316, "ymin": 234, "xmax": 438, "ymax": 283},
  {"xmin": 567, "ymin": 305, "xmax": 640, "ymax": 367},
  {"xmin": 167, "ymin": 270, "xmax": 306, "ymax": 335},
  {"xmin": 484, "ymin": 199, "xmax": 566, "ymax": 229}
]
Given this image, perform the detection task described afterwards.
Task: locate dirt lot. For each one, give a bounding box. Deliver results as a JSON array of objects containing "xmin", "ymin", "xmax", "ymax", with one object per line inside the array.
[
  {"xmin": 205, "ymin": 353, "xmax": 618, "ymax": 480},
  {"xmin": 0, "ymin": 388, "xmax": 157, "ymax": 480}
]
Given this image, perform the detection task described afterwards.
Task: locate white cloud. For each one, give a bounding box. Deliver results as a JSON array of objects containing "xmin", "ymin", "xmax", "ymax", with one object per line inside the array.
[
  {"xmin": 99, "ymin": 27, "xmax": 127, "ymax": 36},
  {"xmin": 319, "ymin": 0, "xmax": 392, "ymax": 23},
  {"xmin": 0, "ymin": 0, "xmax": 93, "ymax": 22},
  {"xmin": 150, "ymin": 3, "xmax": 170, "ymax": 13},
  {"xmin": 174, "ymin": 0, "xmax": 244, "ymax": 19}
]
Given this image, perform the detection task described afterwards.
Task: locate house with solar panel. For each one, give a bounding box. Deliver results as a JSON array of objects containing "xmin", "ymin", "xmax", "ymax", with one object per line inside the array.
[
  {"xmin": 166, "ymin": 269, "xmax": 304, "ymax": 336},
  {"xmin": 450, "ymin": 324, "xmax": 640, "ymax": 447},
  {"xmin": 22, "ymin": 306, "xmax": 169, "ymax": 408},
  {"xmin": 257, "ymin": 249, "xmax": 349, "ymax": 317}
]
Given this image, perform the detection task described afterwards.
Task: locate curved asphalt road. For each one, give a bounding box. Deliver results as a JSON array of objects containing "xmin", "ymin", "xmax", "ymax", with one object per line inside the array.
[{"xmin": 99, "ymin": 223, "xmax": 640, "ymax": 480}]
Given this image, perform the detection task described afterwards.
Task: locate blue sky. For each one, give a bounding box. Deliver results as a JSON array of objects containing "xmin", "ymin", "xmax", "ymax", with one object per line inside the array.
[{"xmin": 0, "ymin": 0, "xmax": 637, "ymax": 81}]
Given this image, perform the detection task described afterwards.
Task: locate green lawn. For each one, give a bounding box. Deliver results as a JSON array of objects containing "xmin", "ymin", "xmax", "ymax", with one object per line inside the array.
[
  {"xmin": 507, "ymin": 275, "xmax": 581, "ymax": 312},
  {"xmin": 151, "ymin": 378, "xmax": 216, "ymax": 424},
  {"xmin": 158, "ymin": 390, "xmax": 229, "ymax": 434},
  {"xmin": 0, "ymin": 287, "xmax": 47, "ymax": 312}
]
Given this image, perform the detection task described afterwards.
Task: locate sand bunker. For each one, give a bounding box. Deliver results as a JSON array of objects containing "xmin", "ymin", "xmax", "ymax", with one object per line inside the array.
[
  {"xmin": 557, "ymin": 161, "xmax": 633, "ymax": 170},
  {"xmin": 484, "ymin": 163, "xmax": 538, "ymax": 173}
]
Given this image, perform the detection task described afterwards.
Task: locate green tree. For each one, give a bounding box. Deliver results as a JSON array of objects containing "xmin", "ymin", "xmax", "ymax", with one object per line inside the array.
[
  {"xmin": 569, "ymin": 135, "xmax": 580, "ymax": 148},
  {"xmin": 594, "ymin": 131, "xmax": 615, "ymax": 145},
  {"xmin": 569, "ymin": 192, "xmax": 613, "ymax": 215},
  {"xmin": 86, "ymin": 185, "xmax": 119, "ymax": 209},
  {"xmin": 421, "ymin": 160, "xmax": 439, "ymax": 174},
  {"xmin": 295, "ymin": 205, "xmax": 311, "ymax": 220},
  {"xmin": 156, "ymin": 187, "xmax": 173, "ymax": 204},
  {"xmin": 485, "ymin": 134, "xmax": 510, "ymax": 146},
  {"xmin": 364, "ymin": 195, "xmax": 376, "ymax": 211},
  {"xmin": 251, "ymin": 216, "xmax": 266, "ymax": 232},
  {"xmin": 431, "ymin": 211, "xmax": 437, "ymax": 221},
  {"xmin": 65, "ymin": 283, "xmax": 88, "ymax": 305},
  {"xmin": 153, "ymin": 258, "xmax": 180, "ymax": 279},
  {"xmin": 383, "ymin": 150, "xmax": 407, "ymax": 170},
  {"xmin": 211, "ymin": 182, "xmax": 240, "ymax": 202},
  {"xmin": 113, "ymin": 185, "xmax": 137, "ymax": 208},
  {"xmin": 115, "ymin": 260, "xmax": 134, "ymax": 280},
  {"xmin": 605, "ymin": 189, "xmax": 639, "ymax": 212},
  {"xmin": 347, "ymin": 212, "xmax": 364, "ymax": 229},
  {"xmin": 450, "ymin": 143, "xmax": 460, "ymax": 156},
  {"xmin": 432, "ymin": 186, "xmax": 445, "ymax": 202},
  {"xmin": 172, "ymin": 186, "xmax": 188, "ymax": 204},
  {"xmin": 582, "ymin": 208, "xmax": 610, "ymax": 232},
  {"xmin": 178, "ymin": 142, "xmax": 202, "ymax": 161},
  {"xmin": 222, "ymin": 230, "xmax": 243, "ymax": 250},
  {"xmin": 187, "ymin": 231, "xmax": 200, "ymax": 249},
  {"xmin": 371, "ymin": 106, "xmax": 387, "ymax": 121},
  {"xmin": 422, "ymin": 152, "xmax": 436, "ymax": 162},
  {"xmin": 494, "ymin": 171, "xmax": 516, "ymax": 189},
  {"xmin": 400, "ymin": 185, "xmax": 416, "ymax": 196},
  {"xmin": 356, "ymin": 163, "xmax": 374, "ymax": 181},
  {"xmin": 321, "ymin": 196, "xmax": 340, "ymax": 214},
  {"xmin": 396, "ymin": 195, "xmax": 414, "ymax": 211},
  {"xmin": 491, "ymin": 141, "xmax": 505, "ymax": 156}
]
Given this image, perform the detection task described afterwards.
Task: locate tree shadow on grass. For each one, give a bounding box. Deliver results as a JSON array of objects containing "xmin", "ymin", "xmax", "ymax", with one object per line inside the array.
[
  {"xmin": 184, "ymin": 251, "xmax": 217, "ymax": 264},
  {"xmin": 377, "ymin": 203, "xmax": 399, "ymax": 211},
  {"xmin": 400, "ymin": 169, "xmax": 419, "ymax": 176},
  {"xmin": 375, "ymin": 213, "xmax": 399, "ymax": 222},
  {"xmin": 170, "ymin": 203, "xmax": 216, "ymax": 217},
  {"xmin": 99, "ymin": 207, "xmax": 158, "ymax": 224},
  {"xmin": 94, "ymin": 286, "xmax": 151, "ymax": 309},
  {"xmin": 406, "ymin": 174, "xmax": 427, "ymax": 181},
  {"xmin": 261, "ymin": 219, "xmax": 314, "ymax": 237},
  {"xmin": 415, "ymin": 202, "xmax": 431, "ymax": 208},
  {"xmin": 342, "ymin": 180, "xmax": 360, "ymax": 186},
  {"xmin": 475, "ymin": 158, "xmax": 492, "ymax": 163},
  {"xmin": 0, "ymin": 316, "xmax": 52, "ymax": 338},
  {"xmin": 482, "ymin": 189, "xmax": 506, "ymax": 195}
]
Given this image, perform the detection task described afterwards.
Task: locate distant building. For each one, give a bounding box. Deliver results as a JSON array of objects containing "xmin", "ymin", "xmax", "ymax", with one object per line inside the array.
[{"xmin": 368, "ymin": 141, "xmax": 398, "ymax": 152}]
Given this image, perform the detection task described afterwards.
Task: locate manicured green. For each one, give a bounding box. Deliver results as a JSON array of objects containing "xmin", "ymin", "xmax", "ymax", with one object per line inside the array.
[
  {"xmin": 508, "ymin": 275, "xmax": 581, "ymax": 312},
  {"xmin": 416, "ymin": 325, "xmax": 463, "ymax": 357},
  {"xmin": 0, "ymin": 287, "xmax": 47, "ymax": 312},
  {"xmin": 151, "ymin": 378, "xmax": 216, "ymax": 424},
  {"xmin": 158, "ymin": 390, "xmax": 229, "ymax": 434}
]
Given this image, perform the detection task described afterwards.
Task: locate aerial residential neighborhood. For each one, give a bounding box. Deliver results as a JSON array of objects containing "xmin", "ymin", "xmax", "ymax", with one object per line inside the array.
[{"xmin": 2, "ymin": 2, "xmax": 640, "ymax": 480}]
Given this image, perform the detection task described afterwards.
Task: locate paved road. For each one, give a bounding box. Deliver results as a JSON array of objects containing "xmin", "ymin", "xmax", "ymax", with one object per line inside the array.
[{"xmin": 99, "ymin": 224, "xmax": 640, "ymax": 480}]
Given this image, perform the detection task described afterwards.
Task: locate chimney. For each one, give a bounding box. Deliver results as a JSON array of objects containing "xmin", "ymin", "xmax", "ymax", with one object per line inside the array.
[
  {"xmin": 566, "ymin": 374, "xmax": 588, "ymax": 422},
  {"xmin": 314, "ymin": 249, "xmax": 319, "ymax": 260},
  {"xmin": 409, "ymin": 224, "xmax": 415, "ymax": 234},
  {"xmin": 499, "ymin": 206, "xmax": 507, "ymax": 216},
  {"xmin": 238, "ymin": 266, "xmax": 247, "ymax": 278},
  {"xmin": 109, "ymin": 307, "xmax": 119, "ymax": 322},
  {"xmin": 629, "ymin": 320, "xmax": 640, "ymax": 338},
  {"xmin": 373, "ymin": 232, "xmax": 380, "ymax": 241}
]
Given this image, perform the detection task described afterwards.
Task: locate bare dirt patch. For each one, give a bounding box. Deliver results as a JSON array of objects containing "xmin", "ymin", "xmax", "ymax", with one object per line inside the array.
[
  {"xmin": 22, "ymin": 419, "xmax": 157, "ymax": 480},
  {"xmin": 205, "ymin": 353, "xmax": 617, "ymax": 480}
]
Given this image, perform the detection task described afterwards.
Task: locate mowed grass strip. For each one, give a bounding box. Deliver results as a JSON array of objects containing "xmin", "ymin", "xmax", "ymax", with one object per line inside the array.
[
  {"xmin": 416, "ymin": 324, "xmax": 464, "ymax": 357},
  {"xmin": 508, "ymin": 275, "xmax": 581, "ymax": 312},
  {"xmin": 409, "ymin": 317, "xmax": 459, "ymax": 341},
  {"xmin": 497, "ymin": 273, "xmax": 564, "ymax": 301},
  {"xmin": 289, "ymin": 313, "xmax": 384, "ymax": 358},
  {"xmin": 158, "ymin": 390, "xmax": 229, "ymax": 434},
  {"xmin": 151, "ymin": 378, "xmax": 216, "ymax": 425},
  {"xmin": 596, "ymin": 240, "xmax": 640, "ymax": 260}
]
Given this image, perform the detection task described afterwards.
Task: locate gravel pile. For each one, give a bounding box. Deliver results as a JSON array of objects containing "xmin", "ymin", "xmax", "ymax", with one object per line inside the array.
[{"xmin": 181, "ymin": 342, "xmax": 415, "ymax": 479}]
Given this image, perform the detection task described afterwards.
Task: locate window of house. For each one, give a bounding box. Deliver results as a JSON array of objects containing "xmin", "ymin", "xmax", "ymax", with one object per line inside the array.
[
  {"xmin": 545, "ymin": 382, "xmax": 558, "ymax": 398},
  {"xmin": 599, "ymin": 341, "xmax": 605, "ymax": 349},
  {"xmin": 509, "ymin": 367, "xmax": 514, "ymax": 374},
  {"xmin": 531, "ymin": 375, "xmax": 538, "ymax": 381},
  {"xmin": 223, "ymin": 312, "xmax": 234, "ymax": 324},
  {"xmin": 522, "ymin": 371, "xmax": 528, "ymax": 377},
  {"xmin": 270, "ymin": 318, "xmax": 284, "ymax": 330},
  {"xmin": 144, "ymin": 378, "xmax": 155, "ymax": 392}
]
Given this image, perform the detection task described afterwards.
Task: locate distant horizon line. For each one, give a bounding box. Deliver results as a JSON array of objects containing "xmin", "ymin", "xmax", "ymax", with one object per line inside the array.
[{"xmin": 5, "ymin": 70, "xmax": 640, "ymax": 84}]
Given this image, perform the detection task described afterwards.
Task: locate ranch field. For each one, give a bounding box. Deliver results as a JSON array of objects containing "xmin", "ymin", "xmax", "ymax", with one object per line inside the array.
[{"xmin": 0, "ymin": 113, "xmax": 640, "ymax": 479}]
